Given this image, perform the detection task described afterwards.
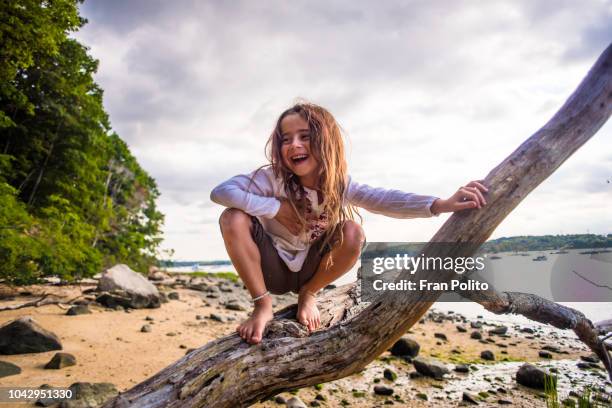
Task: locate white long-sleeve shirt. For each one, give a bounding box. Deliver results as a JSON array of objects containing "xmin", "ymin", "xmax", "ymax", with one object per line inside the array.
[{"xmin": 210, "ymin": 166, "xmax": 439, "ymax": 272}]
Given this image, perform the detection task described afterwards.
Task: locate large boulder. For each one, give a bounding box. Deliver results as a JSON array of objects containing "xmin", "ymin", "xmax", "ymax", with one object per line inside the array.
[
  {"xmin": 0, "ymin": 317, "xmax": 62, "ymax": 355},
  {"xmin": 96, "ymin": 264, "xmax": 161, "ymax": 309},
  {"xmin": 516, "ymin": 363, "xmax": 556, "ymax": 389},
  {"xmin": 412, "ymin": 357, "xmax": 449, "ymax": 380}
]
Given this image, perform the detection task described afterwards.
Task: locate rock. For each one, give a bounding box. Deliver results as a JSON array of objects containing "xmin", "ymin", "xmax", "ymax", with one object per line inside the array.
[
  {"xmin": 44, "ymin": 352, "xmax": 76, "ymax": 369},
  {"xmin": 516, "ymin": 363, "xmax": 556, "ymax": 389},
  {"xmin": 489, "ymin": 326, "xmax": 508, "ymax": 335},
  {"xmin": 373, "ymin": 385, "xmax": 394, "ymax": 396},
  {"xmin": 456, "ymin": 325, "xmax": 467, "ymax": 333},
  {"xmin": 434, "ymin": 333, "xmax": 447, "ymax": 341},
  {"xmin": 580, "ymin": 354, "xmax": 599, "ymax": 363},
  {"xmin": 209, "ymin": 313, "xmax": 227, "ymax": 323},
  {"xmin": 96, "ymin": 264, "xmax": 161, "ymax": 309},
  {"xmin": 389, "ymin": 336, "xmax": 420, "ymax": 358},
  {"xmin": 521, "ymin": 327, "xmax": 535, "ymax": 334},
  {"xmin": 498, "ymin": 400, "xmax": 512, "ymax": 405},
  {"xmin": 470, "ymin": 331, "xmax": 483, "ymax": 340},
  {"xmin": 66, "ymin": 305, "xmax": 91, "ymax": 316},
  {"xmin": 274, "ymin": 395, "xmax": 286, "ymax": 404},
  {"xmin": 383, "ymin": 368, "xmax": 397, "ymax": 382},
  {"xmin": 481, "ymin": 350, "xmax": 495, "ymax": 361},
  {"xmin": 141, "ymin": 325, "xmax": 152, "ymax": 333},
  {"xmin": 148, "ymin": 269, "xmax": 170, "ymax": 281},
  {"xmin": 0, "ymin": 360, "xmax": 21, "ymax": 378},
  {"xmin": 409, "ymin": 371, "xmax": 422, "ymax": 379},
  {"xmin": 454, "ymin": 364, "xmax": 470, "ymax": 373},
  {"xmin": 225, "ymin": 302, "xmax": 248, "ymax": 311},
  {"xmin": 167, "ymin": 292, "xmax": 180, "ymax": 300},
  {"xmin": 462, "ymin": 392, "xmax": 479, "ymax": 404},
  {"xmin": 539, "ymin": 351, "xmax": 552, "ymax": 359},
  {"xmin": 59, "ymin": 382, "xmax": 118, "ymax": 408},
  {"xmin": 0, "ymin": 317, "xmax": 62, "ymax": 355},
  {"xmin": 286, "ymin": 396, "xmax": 307, "ymax": 408},
  {"xmin": 470, "ymin": 321, "xmax": 482, "ymax": 329},
  {"xmin": 412, "ymin": 357, "xmax": 449, "ymax": 380},
  {"xmin": 542, "ymin": 345, "xmax": 560, "ymax": 353}
]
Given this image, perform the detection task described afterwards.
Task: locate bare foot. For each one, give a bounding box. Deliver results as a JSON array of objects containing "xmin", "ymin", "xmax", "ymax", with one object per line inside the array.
[
  {"xmin": 236, "ymin": 295, "xmax": 273, "ymax": 344},
  {"xmin": 297, "ymin": 287, "xmax": 320, "ymax": 332}
]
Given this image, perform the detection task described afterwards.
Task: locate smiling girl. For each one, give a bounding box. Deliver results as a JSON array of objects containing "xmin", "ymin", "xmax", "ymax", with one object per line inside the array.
[{"xmin": 210, "ymin": 102, "xmax": 487, "ymax": 344}]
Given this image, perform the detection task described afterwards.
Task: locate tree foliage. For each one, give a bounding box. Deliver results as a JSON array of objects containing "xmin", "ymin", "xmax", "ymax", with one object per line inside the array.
[{"xmin": 0, "ymin": 0, "xmax": 165, "ymax": 284}]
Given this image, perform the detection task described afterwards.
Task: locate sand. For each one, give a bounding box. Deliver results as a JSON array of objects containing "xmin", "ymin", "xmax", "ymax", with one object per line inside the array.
[{"xmin": 0, "ymin": 281, "xmax": 609, "ymax": 407}]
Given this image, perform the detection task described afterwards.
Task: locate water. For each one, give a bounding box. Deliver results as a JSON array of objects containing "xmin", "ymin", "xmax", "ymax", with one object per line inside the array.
[{"xmin": 169, "ymin": 248, "xmax": 612, "ymax": 324}]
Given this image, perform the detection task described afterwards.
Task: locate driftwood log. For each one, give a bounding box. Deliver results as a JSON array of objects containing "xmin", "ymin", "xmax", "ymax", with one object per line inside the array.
[{"xmin": 104, "ymin": 44, "xmax": 612, "ymax": 407}]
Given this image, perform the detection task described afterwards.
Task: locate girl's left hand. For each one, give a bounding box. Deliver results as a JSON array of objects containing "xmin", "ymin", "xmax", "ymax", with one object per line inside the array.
[{"xmin": 432, "ymin": 180, "xmax": 489, "ymax": 214}]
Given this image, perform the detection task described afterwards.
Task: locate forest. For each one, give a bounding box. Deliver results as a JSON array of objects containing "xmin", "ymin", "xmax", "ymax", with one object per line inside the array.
[{"xmin": 0, "ymin": 0, "xmax": 164, "ymax": 284}]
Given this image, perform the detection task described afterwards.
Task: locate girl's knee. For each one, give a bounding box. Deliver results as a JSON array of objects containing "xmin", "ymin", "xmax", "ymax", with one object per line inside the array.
[
  {"xmin": 342, "ymin": 221, "xmax": 365, "ymax": 256},
  {"xmin": 219, "ymin": 208, "xmax": 252, "ymax": 235}
]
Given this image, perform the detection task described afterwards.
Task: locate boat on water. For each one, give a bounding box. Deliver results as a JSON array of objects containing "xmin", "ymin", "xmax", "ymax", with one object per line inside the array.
[{"xmin": 532, "ymin": 255, "xmax": 547, "ymax": 261}]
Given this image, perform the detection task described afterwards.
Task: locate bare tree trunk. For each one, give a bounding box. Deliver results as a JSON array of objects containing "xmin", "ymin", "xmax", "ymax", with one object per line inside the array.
[{"xmin": 104, "ymin": 43, "xmax": 612, "ymax": 408}]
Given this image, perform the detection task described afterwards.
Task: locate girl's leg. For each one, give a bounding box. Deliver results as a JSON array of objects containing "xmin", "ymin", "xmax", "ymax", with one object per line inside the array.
[
  {"xmin": 219, "ymin": 208, "xmax": 273, "ymax": 344},
  {"xmin": 297, "ymin": 220, "xmax": 365, "ymax": 331}
]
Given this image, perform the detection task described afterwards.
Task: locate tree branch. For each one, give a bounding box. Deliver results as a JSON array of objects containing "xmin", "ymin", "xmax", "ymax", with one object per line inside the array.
[{"xmin": 103, "ymin": 43, "xmax": 612, "ymax": 408}]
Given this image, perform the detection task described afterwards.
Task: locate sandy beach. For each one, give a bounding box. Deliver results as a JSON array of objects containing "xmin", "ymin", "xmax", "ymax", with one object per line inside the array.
[{"xmin": 0, "ymin": 275, "xmax": 610, "ymax": 407}]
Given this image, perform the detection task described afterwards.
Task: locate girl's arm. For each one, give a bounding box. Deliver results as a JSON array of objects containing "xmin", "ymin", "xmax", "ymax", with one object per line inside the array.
[
  {"xmin": 210, "ymin": 167, "xmax": 281, "ymax": 219},
  {"xmin": 346, "ymin": 177, "xmax": 439, "ymax": 218}
]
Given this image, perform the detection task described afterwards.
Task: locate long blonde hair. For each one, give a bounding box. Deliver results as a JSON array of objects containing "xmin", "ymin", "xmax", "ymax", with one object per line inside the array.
[{"xmin": 264, "ymin": 102, "xmax": 361, "ymax": 263}]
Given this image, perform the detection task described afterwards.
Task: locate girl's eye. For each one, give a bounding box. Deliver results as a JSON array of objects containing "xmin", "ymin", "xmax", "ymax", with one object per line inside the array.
[
  {"xmin": 301, "ymin": 133, "xmax": 310, "ymax": 140},
  {"xmin": 282, "ymin": 137, "xmax": 290, "ymax": 144}
]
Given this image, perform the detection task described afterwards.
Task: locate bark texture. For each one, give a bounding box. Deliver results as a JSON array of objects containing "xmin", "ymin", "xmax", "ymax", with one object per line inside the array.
[{"xmin": 104, "ymin": 43, "xmax": 612, "ymax": 408}]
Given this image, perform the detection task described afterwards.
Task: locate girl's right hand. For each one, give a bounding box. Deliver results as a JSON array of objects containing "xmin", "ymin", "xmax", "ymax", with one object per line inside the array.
[{"xmin": 274, "ymin": 199, "xmax": 302, "ymax": 235}]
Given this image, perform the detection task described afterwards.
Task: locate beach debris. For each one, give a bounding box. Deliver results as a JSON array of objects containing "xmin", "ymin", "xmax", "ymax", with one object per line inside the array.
[
  {"xmin": 141, "ymin": 325, "xmax": 152, "ymax": 333},
  {"xmin": 454, "ymin": 364, "xmax": 470, "ymax": 373},
  {"xmin": 0, "ymin": 317, "xmax": 62, "ymax": 354},
  {"xmin": 44, "ymin": 352, "xmax": 76, "ymax": 369}
]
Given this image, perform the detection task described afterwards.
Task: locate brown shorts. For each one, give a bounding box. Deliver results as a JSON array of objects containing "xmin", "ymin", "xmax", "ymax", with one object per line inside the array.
[{"xmin": 250, "ymin": 216, "xmax": 332, "ymax": 295}]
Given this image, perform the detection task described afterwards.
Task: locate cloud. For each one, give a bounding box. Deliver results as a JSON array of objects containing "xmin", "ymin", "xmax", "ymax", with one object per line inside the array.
[{"xmin": 73, "ymin": 1, "xmax": 612, "ymax": 259}]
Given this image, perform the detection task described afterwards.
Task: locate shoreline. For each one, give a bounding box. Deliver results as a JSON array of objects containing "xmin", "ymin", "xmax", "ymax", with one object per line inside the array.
[{"xmin": 0, "ymin": 275, "xmax": 610, "ymax": 407}]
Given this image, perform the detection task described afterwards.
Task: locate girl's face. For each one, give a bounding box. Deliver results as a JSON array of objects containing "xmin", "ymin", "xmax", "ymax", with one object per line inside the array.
[{"xmin": 280, "ymin": 113, "xmax": 319, "ymax": 188}]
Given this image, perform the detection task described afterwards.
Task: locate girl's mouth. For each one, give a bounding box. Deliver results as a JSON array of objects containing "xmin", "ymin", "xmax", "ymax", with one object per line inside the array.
[{"xmin": 291, "ymin": 154, "xmax": 309, "ymax": 165}]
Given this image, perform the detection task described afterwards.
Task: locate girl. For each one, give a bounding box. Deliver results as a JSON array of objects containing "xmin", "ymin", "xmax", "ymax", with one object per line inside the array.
[{"xmin": 210, "ymin": 102, "xmax": 487, "ymax": 345}]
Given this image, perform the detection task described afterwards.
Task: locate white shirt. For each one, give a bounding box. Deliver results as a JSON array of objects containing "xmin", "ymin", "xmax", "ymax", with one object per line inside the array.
[{"xmin": 210, "ymin": 166, "xmax": 439, "ymax": 272}]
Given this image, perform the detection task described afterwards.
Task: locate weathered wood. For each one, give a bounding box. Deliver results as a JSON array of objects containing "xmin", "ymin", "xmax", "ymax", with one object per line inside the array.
[
  {"xmin": 104, "ymin": 43, "xmax": 612, "ymax": 408},
  {"xmin": 457, "ymin": 284, "xmax": 612, "ymax": 377}
]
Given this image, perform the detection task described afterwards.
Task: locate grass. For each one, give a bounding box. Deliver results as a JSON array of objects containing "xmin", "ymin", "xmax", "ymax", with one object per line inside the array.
[
  {"xmin": 186, "ymin": 271, "xmax": 239, "ymax": 283},
  {"xmin": 544, "ymin": 374, "xmax": 609, "ymax": 408}
]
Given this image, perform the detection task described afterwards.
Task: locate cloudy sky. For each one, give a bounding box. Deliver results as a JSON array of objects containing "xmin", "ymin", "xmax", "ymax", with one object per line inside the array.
[{"xmin": 74, "ymin": 0, "xmax": 612, "ymax": 261}]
